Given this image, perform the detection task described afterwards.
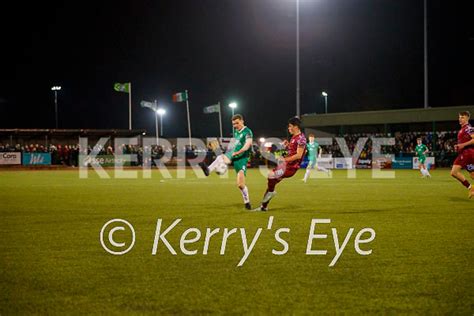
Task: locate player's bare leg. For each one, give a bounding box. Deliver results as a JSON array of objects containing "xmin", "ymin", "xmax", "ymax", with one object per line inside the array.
[
  {"xmin": 470, "ymin": 172, "xmax": 474, "ymax": 199},
  {"xmin": 200, "ymin": 154, "xmax": 231, "ymax": 176},
  {"xmin": 303, "ymin": 166, "xmax": 312, "ymax": 183},
  {"xmin": 425, "ymin": 167, "xmax": 431, "ymax": 178},
  {"xmin": 450, "ymin": 164, "xmax": 472, "ymax": 197},
  {"xmin": 304, "ymin": 160, "xmax": 328, "ymax": 182},
  {"xmin": 251, "ymin": 170, "xmax": 280, "ymax": 211},
  {"xmin": 419, "ymin": 163, "xmax": 430, "ymax": 178},
  {"xmin": 316, "ymin": 165, "xmax": 330, "ymax": 174},
  {"xmin": 237, "ymin": 170, "xmax": 251, "ymax": 209}
]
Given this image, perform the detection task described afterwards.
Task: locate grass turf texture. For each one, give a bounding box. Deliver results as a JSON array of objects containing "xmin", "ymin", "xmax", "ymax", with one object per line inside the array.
[{"xmin": 0, "ymin": 169, "xmax": 473, "ymax": 314}]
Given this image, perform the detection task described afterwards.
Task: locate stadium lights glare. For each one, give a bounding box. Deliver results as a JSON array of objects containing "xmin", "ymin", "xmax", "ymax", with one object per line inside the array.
[
  {"xmin": 51, "ymin": 86, "xmax": 62, "ymax": 91},
  {"xmin": 259, "ymin": 137, "xmax": 266, "ymax": 143},
  {"xmin": 157, "ymin": 108, "xmax": 166, "ymax": 116},
  {"xmin": 229, "ymin": 102, "xmax": 238, "ymax": 133},
  {"xmin": 321, "ymin": 91, "xmax": 328, "ymax": 97}
]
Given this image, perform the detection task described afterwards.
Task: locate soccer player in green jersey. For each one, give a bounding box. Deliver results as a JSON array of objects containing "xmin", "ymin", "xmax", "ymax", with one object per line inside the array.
[
  {"xmin": 302, "ymin": 133, "xmax": 330, "ymax": 182},
  {"xmin": 199, "ymin": 114, "xmax": 254, "ymax": 209},
  {"xmin": 415, "ymin": 137, "xmax": 431, "ymax": 178}
]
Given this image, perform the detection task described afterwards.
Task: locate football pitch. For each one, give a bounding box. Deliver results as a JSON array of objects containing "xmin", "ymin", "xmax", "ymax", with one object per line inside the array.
[{"xmin": 0, "ymin": 168, "xmax": 473, "ymax": 314}]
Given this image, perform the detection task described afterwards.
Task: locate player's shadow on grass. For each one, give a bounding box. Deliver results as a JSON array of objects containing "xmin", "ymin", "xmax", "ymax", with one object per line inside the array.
[
  {"xmin": 226, "ymin": 204, "xmax": 297, "ymax": 212},
  {"xmin": 271, "ymin": 205, "xmax": 311, "ymax": 212},
  {"xmin": 448, "ymin": 197, "xmax": 471, "ymax": 203}
]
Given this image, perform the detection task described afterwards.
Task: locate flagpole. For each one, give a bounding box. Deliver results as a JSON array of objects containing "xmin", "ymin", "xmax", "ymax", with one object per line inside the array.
[
  {"xmin": 128, "ymin": 82, "xmax": 132, "ymax": 130},
  {"xmin": 185, "ymin": 90, "xmax": 192, "ymax": 146},
  {"xmin": 218, "ymin": 102, "xmax": 223, "ymax": 139}
]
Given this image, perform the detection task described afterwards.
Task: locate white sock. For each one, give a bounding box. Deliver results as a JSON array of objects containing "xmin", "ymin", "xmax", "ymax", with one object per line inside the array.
[
  {"xmin": 303, "ymin": 168, "xmax": 311, "ymax": 182},
  {"xmin": 420, "ymin": 168, "xmax": 425, "ymax": 176},
  {"xmin": 425, "ymin": 168, "xmax": 431, "ymax": 176},
  {"xmin": 208, "ymin": 155, "xmax": 224, "ymax": 173},
  {"xmin": 240, "ymin": 186, "xmax": 250, "ymax": 204}
]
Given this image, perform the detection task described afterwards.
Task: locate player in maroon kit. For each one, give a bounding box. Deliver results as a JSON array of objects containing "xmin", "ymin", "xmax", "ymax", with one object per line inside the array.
[
  {"xmin": 252, "ymin": 117, "xmax": 307, "ymax": 211},
  {"xmin": 450, "ymin": 111, "xmax": 474, "ymax": 199}
]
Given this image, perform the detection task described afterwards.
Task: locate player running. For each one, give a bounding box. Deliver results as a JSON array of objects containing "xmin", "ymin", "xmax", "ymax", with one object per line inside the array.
[
  {"xmin": 450, "ymin": 111, "xmax": 474, "ymax": 199},
  {"xmin": 199, "ymin": 114, "xmax": 254, "ymax": 209},
  {"xmin": 302, "ymin": 133, "xmax": 330, "ymax": 182},
  {"xmin": 415, "ymin": 137, "xmax": 431, "ymax": 178},
  {"xmin": 252, "ymin": 117, "xmax": 306, "ymax": 211}
]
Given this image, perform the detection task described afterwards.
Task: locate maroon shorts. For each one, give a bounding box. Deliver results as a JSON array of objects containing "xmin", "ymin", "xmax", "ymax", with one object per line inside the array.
[
  {"xmin": 453, "ymin": 149, "xmax": 474, "ymax": 172},
  {"xmin": 271, "ymin": 163, "xmax": 299, "ymax": 181}
]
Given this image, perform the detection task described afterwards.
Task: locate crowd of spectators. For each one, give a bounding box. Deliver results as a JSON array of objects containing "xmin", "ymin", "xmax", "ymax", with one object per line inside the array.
[
  {"xmin": 0, "ymin": 143, "xmax": 212, "ymax": 167},
  {"xmin": 0, "ymin": 143, "xmax": 80, "ymax": 166},
  {"xmin": 319, "ymin": 130, "xmax": 458, "ymax": 167},
  {"xmin": 0, "ymin": 130, "xmax": 461, "ymax": 167}
]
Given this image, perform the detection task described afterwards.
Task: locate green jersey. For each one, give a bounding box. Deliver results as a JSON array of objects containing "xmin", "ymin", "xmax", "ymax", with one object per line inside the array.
[
  {"xmin": 415, "ymin": 144, "xmax": 428, "ymax": 158},
  {"xmin": 231, "ymin": 126, "xmax": 253, "ymax": 159},
  {"xmin": 307, "ymin": 141, "xmax": 319, "ymax": 160}
]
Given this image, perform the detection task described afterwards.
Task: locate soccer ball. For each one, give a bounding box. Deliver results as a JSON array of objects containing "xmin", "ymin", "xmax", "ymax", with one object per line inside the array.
[{"xmin": 215, "ymin": 161, "xmax": 228, "ymax": 175}]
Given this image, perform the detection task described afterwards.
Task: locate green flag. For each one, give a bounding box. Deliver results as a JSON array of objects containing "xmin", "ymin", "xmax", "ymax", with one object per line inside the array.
[
  {"xmin": 140, "ymin": 100, "xmax": 157, "ymax": 111},
  {"xmin": 114, "ymin": 82, "xmax": 130, "ymax": 93}
]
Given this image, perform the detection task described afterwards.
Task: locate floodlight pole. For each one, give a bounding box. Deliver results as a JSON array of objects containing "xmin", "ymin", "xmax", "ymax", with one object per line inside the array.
[
  {"xmin": 218, "ymin": 102, "xmax": 223, "ymax": 139},
  {"xmin": 231, "ymin": 107, "xmax": 235, "ymax": 137},
  {"xmin": 155, "ymin": 112, "xmax": 159, "ymax": 145},
  {"xmin": 229, "ymin": 102, "xmax": 237, "ymax": 137},
  {"xmin": 185, "ymin": 90, "xmax": 192, "ymax": 146},
  {"xmin": 54, "ymin": 90, "xmax": 58, "ymax": 129},
  {"xmin": 51, "ymin": 86, "xmax": 61, "ymax": 128},
  {"xmin": 322, "ymin": 92, "xmax": 328, "ymax": 114},
  {"xmin": 154, "ymin": 100, "xmax": 159, "ymax": 145},
  {"xmin": 160, "ymin": 115, "xmax": 163, "ymax": 136},
  {"xmin": 324, "ymin": 95, "xmax": 328, "ymax": 114}
]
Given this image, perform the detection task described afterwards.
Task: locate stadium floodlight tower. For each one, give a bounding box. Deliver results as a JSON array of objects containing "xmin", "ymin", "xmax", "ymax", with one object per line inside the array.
[
  {"xmin": 229, "ymin": 102, "xmax": 238, "ymax": 137},
  {"xmin": 51, "ymin": 86, "xmax": 61, "ymax": 128},
  {"xmin": 322, "ymin": 91, "xmax": 328, "ymax": 114},
  {"xmin": 156, "ymin": 108, "xmax": 166, "ymax": 137}
]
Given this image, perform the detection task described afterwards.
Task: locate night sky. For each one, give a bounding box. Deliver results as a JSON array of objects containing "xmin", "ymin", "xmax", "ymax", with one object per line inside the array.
[{"xmin": 1, "ymin": 0, "xmax": 473, "ymax": 138}]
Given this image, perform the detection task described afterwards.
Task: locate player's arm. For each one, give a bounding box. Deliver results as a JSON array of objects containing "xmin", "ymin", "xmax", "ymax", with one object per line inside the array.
[
  {"xmin": 318, "ymin": 147, "xmax": 322, "ymax": 158},
  {"xmin": 232, "ymin": 138, "xmax": 252, "ymax": 157},
  {"xmin": 282, "ymin": 146, "xmax": 305, "ymax": 163},
  {"xmin": 456, "ymin": 134, "xmax": 474, "ymax": 150},
  {"xmin": 423, "ymin": 146, "xmax": 429, "ymax": 155}
]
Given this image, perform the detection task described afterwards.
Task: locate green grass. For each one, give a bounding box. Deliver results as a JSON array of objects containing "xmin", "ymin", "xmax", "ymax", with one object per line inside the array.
[{"xmin": 0, "ymin": 168, "xmax": 473, "ymax": 314}]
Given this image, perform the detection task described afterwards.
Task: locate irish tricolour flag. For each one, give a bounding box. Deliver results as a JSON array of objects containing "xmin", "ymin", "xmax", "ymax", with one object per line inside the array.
[{"xmin": 172, "ymin": 91, "xmax": 188, "ymax": 102}]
